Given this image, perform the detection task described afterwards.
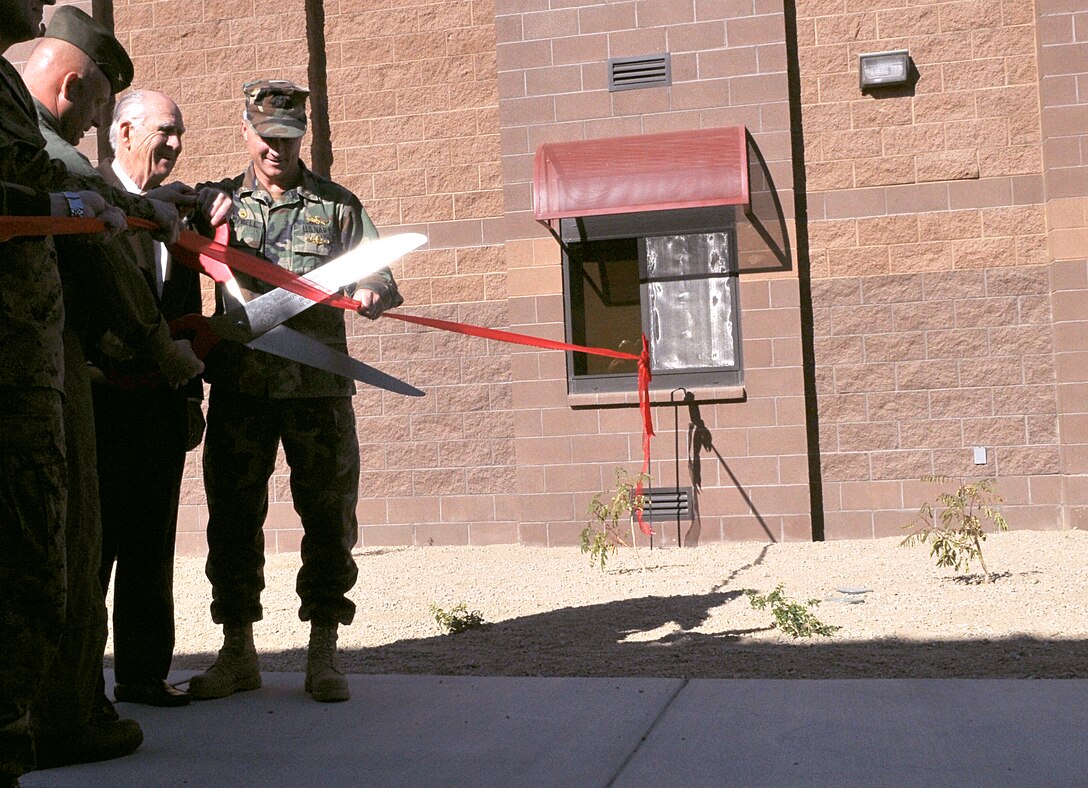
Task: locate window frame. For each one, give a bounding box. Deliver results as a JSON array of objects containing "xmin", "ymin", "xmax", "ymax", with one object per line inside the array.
[{"xmin": 560, "ymin": 206, "xmax": 744, "ymax": 395}]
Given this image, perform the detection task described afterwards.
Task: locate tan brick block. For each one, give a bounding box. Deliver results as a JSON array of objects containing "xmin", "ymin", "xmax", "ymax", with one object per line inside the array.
[
  {"xmin": 981, "ymin": 205, "xmax": 1045, "ymax": 237},
  {"xmin": 908, "ymin": 31, "xmax": 974, "ymax": 64},
  {"xmin": 962, "ymin": 415, "xmax": 1026, "ymax": 446},
  {"xmin": 1018, "ymin": 294, "xmax": 1052, "ymax": 325},
  {"xmin": 829, "ymin": 303, "xmax": 895, "ymax": 336},
  {"xmin": 864, "ymin": 332, "xmax": 926, "ymax": 362},
  {"xmin": 996, "ymin": 322, "xmax": 1053, "ymax": 356},
  {"xmin": 924, "ymin": 328, "xmax": 989, "ymax": 359},
  {"xmin": 881, "ymin": 123, "xmax": 945, "ymax": 156},
  {"xmin": 979, "ymin": 145, "xmax": 1042, "ymax": 177},
  {"xmin": 943, "ymin": 58, "xmax": 1006, "ymax": 92},
  {"xmin": 962, "ymin": 356, "xmax": 1024, "ymax": 385},
  {"xmin": 940, "ymin": 0, "xmax": 1002, "ymax": 31},
  {"xmin": 973, "ymin": 24, "xmax": 1037, "ymax": 58},
  {"xmin": 817, "ymin": 393, "xmax": 868, "ymax": 424},
  {"xmin": 850, "ymin": 96, "xmax": 914, "ymax": 128},
  {"xmin": 837, "ymin": 421, "xmax": 899, "ymax": 452},
  {"xmin": 926, "ymin": 385, "xmax": 996, "ymax": 417},
  {"xmin": 953, "ymin": 291, "xmax": 1018, "ymax": 326},
  {"xmin": 808, "ymin": 219, "xmax": 858, "ymax": 251},
  {"xmin": 807, "ymin": 161, "xmax": 855, "ymax": 192},
  {"xmin": 828, "ymin": 246, "xmax": 891, "ymax": 277},
  {"xmin": 897, "ymin": 358, "xmax": 961, "ymax": 390},
  {"xmin": 818, "ymin": 71, "xmax": 866, "ymax": 103},
  {"xmin": 1004, "ymin": 54, "xmax": 1038, "ymax": 86},
  {"xmin": 867, "ymin": 391, "xmax": 928, "ymax": 420},
  {"xmin": 446, "ymin": 25, "xmax": 498, "ymax": 56},
  {"xmin": 876, "ymin": 5, "xmax": 938, "ymax": 37},
  {"xmin": 857, "ymin": 214, "xmax": 918, "ymax": 244},
  {"xmin": 953, "ymin": 237, "xmax": 1018, "ymax": 269},
  {"xmin": 1027, "ymin": 414, "xmax": 1058, "ymax": 445},
  {"xmin": 854, "ymin": 155, "xmax": 916, "ymax": 187},
  {"xmin": 917, "ymin": 210, "xmax": 981, "ymax": 242},
  {"xmin": 870, "ymin": 449, "xmax": 932, "ymax": 480},
  {"xmin": 797, "ymin": 42, "xmax": 849, "ymax": 75},
  {"xmin": 890, "ymin": 241, "xmax": 954, "ymax": 273},
  {"xmin": 996, "ymin": 383, "xmax": 1053, "ymax": 417},
  {"xmin": 1008, "ymin": 111, "xmax": 1043, "ymax": 145},
  {"xmin": 802, "ymin": 102, "xmax": 853, "ymax": 135},
  {"xmin": 996, "ymin": 445, "xmax": 1060, "ymax": 475},
  {"xmin": 899, "ymin": 418, "xmax": 964, "ymax": 449},
  {"xmin": 449, "ymin": 133, "xmax": 500, "ymax": 165},
  {"xmin": 913, "ymin": 91, "xmax": 977, "ymax": 124},
  {"xmin": 1022, "ymin": 352, "xmax": 1056, "ymax": 385},
  {"xmin": 834, "ymin": 362, "xmax": 897, "ymax": 393},
  {"xmin": 945, "ymin": 118, "xmax": 1009, "ymax": 149},
  {"xmin": 917, "ymin": 150, "xmax": 980, "ymax": 183},
  {"xmin": 813, "ymin": 12, "xmax": 876, "ymax": 44}
]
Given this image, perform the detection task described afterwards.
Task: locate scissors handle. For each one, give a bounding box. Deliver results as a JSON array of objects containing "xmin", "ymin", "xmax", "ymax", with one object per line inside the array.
[{"xmin": 169, "ymin": 313, "xmax": 221, "ymax": 359}]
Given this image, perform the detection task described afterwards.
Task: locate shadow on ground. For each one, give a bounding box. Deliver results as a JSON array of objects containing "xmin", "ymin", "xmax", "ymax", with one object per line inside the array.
[{"xmin": 167, "ymin": 589, "xmax": 1088, "ymax": 680}]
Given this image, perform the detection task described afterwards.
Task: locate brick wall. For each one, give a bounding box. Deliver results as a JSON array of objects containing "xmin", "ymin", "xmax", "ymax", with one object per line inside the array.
[
  {"xmin": 112, "ymin": 0, "xmax": 514, "ymax": 553},
  {"xmin": 497, "ymin": 1, "xmax": 813, "ymax": 544},
  {"xmin": 1038, "ymin": 0, "xmax": 1088, "ymax": 528},
  {"xmin": 797, "ymin": 0, "xmax": 1063, "ymax": 537}
]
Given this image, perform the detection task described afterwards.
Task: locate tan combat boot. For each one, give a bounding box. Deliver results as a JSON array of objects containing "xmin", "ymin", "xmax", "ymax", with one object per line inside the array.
[
  {"xmin": 305, "ymin": 623, "xmax": 349, "ymax": 702},
  {"xmin": 188, "ymin": 623, "xmax": 261, "ymax": 700}
]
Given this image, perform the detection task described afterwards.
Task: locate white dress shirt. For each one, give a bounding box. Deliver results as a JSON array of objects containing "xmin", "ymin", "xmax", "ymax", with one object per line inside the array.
[{"xmin": 112, "ymin": 160, "xmax": 170, "ymax": 297}]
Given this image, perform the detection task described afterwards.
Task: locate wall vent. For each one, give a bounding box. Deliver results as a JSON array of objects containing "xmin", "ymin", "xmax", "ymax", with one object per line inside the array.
[
  {"xmin": 643, "ymin": 486, "xmax": 693, "ymax": 522},
  {"xmin": 608, "ymin": 53, "xmax": 671, "ymax": 92}
]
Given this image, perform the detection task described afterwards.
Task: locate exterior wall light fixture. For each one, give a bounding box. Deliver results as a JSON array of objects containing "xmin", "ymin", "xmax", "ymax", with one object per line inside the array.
[{"xmin": 858, "ymin": 49, "xmax": 911, "ymax": 90}]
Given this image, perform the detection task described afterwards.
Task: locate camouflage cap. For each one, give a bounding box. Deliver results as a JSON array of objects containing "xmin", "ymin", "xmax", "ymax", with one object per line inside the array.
[
  {"xmin": 45, "ymin": 6, "xmax": 134, "ymax": 94},
  {"xmin": 243, "ymin": 79, "xmax": 309, "ymax": 139}
]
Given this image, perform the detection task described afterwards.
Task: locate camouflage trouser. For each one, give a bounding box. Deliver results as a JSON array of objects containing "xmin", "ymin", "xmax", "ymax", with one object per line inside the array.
[
  {"xmin": 30, "ymin": 332, "xmax": 111, "ymax": 747},
  {"xmin": 203, "ymin": 389, "xmax": 360, "ymax": 626},
  {"xmin": 0, "ymin": 387, "xmax": 66, "ymax": 781}
]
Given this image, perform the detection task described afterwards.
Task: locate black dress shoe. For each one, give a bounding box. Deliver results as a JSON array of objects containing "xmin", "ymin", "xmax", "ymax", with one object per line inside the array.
[{"xmin": 114, "ymin": 680, "xmax": 191, "ymax": 708}]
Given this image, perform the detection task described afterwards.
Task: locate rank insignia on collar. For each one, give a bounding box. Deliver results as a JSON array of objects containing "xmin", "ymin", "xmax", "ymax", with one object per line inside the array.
[{"xmin": 238, "ymin": 209, "xmax": 249, "ymax": 219}]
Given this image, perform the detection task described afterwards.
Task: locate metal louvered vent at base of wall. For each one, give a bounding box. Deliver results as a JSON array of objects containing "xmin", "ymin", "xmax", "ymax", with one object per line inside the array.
[
  {"xmin": 608, "ymin": 54, "xmax": 672, "ymax": 91},
  {"xmin": 643, "ymin": 486, "xmax": 693, "ymax": 522}
]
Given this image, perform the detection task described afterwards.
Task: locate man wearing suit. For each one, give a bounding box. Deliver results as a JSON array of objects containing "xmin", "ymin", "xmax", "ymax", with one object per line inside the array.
[{"xmin": 91, "ymin": 89, "xmax": 203, "ymax": 708}]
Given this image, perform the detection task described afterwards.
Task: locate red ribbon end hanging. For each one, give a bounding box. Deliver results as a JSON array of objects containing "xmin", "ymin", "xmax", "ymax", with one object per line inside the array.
[{"xmin": 634, "ymin": 333, "xmax": 654, "ymax": 536}]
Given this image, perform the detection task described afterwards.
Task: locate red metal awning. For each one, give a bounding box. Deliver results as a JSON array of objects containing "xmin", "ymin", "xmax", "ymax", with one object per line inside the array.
[{"xmin": 532, "ymin": 126, "xmax": 749, "ymax": 224}]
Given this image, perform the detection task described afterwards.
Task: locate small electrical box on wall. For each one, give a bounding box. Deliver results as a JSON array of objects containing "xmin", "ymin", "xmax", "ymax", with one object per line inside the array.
[{"xmin": 974, "ymin": 447, "xmax": 988, "ymax": 465}]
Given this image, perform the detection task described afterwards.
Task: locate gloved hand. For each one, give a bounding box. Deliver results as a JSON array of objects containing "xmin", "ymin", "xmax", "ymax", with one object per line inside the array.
[{"xmin": 158, "ymin": 338, "xmax": 204, "ymax": 388}]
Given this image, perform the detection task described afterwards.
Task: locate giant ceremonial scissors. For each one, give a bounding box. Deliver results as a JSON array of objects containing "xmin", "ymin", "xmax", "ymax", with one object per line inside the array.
[{"xmin": 172, "ymin": 232, "xmax": 427, "ymax": 397}]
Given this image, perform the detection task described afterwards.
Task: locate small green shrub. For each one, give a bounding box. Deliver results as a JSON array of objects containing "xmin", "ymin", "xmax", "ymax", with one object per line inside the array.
[
  {"xmin": 745, "ymin": 584, "xmax": 840, "ymax": 638},
  {"xmin": 901, "ymin": 476, "xmax": 1009, "ymax": 582},
  {"xmin": 431, "ymin": 603, "xmax": 488, "ymax": 634},
  {"xmin": 580, "ymin": 468, "xmax": 650, "ymax": 572}
]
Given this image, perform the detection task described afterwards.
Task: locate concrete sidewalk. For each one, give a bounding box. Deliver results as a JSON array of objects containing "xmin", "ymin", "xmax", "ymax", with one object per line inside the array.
[{"xmin": 21, "ymin": 673, "xmax": 1088, "ymax": 787}]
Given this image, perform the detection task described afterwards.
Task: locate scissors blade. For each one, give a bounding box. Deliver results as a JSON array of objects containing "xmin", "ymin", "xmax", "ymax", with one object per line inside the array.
[
  {"xmin": 246, "ymin": 325, "xmax": 425, "ymax": 397},
  {"xmin": 210, "ymin": 232, "xmax": 426, "ymax": 343}
]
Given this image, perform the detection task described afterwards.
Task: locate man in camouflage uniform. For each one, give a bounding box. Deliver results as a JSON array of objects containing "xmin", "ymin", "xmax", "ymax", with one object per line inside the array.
[
  {"xmin": 0, "ymin": 0, "xmax": 130, "ymax": 782},
  {"xmin": 16, "ymin": 5, "xmax": 202, "ymax": 772},
  {"xmin": 190, "ymin": 79, "xmax": 401, "ymax": 704}
]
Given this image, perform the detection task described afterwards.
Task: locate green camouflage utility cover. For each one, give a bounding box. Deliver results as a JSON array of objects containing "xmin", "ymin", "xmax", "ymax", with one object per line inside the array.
[{"xmin": 243, "ymin": 79, "xmax": 308, "ymax": 139}]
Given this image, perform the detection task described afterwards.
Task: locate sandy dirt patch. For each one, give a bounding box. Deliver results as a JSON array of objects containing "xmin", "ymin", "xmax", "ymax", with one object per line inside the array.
[{"xmin": 107, "ymin": 530, "xmax": 1088, "ymax": 679}]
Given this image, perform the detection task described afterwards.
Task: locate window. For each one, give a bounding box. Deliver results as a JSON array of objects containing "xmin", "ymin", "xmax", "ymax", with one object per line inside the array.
[{"xmin": 561, "ymin": 206, "xmax": 742, "ymax": 394}]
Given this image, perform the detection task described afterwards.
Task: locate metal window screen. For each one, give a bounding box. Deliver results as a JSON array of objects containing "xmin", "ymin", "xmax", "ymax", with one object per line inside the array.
[{"xmin": 645, "ymin": 233, "xmax": 736, "ymax": 371}]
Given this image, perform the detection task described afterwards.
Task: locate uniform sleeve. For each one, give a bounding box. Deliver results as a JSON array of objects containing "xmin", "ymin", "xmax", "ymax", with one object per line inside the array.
[
  {"xmin": 58, "ymin": 233, "xmax": 175, "ymax": 363},
  {"xmin": 0, "ymin": 181, "xmax": 51, "ymax": 216},
  {"xmin": 343, "ymin": 194, "xmax": 404, "ymax": 311}
]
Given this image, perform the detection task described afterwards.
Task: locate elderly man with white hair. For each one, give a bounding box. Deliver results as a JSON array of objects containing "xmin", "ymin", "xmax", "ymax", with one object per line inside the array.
[{"xmin": 91, "ymin": 89, "xmax": 205, "ymax": 710}]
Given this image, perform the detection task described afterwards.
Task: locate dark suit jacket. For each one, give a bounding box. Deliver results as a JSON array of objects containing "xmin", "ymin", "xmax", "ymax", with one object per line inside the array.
[{"xmin": 92, "ymin": 160, "xmax": 203, "ymax": 400}]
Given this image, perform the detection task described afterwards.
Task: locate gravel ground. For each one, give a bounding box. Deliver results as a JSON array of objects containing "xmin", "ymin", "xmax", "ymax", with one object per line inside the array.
[{"xmin": 108, "ymin": 529, "xmax": 1088, "ymax": 679}]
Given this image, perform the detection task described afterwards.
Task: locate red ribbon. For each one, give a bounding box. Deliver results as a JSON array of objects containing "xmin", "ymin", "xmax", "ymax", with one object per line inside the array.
[{"xmin": 1, "ymin": 214, "xmax": 657, "ymax": 534}]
